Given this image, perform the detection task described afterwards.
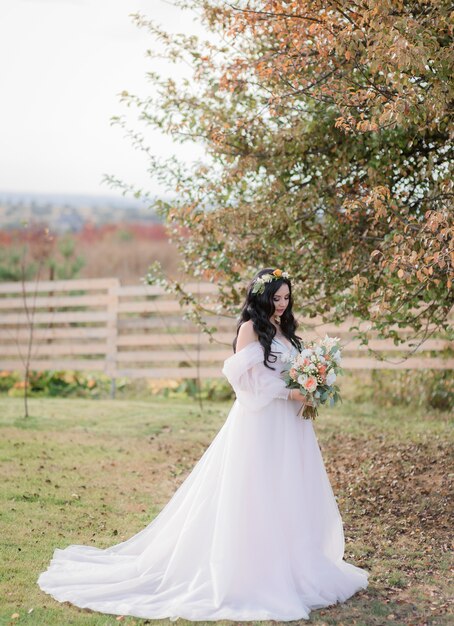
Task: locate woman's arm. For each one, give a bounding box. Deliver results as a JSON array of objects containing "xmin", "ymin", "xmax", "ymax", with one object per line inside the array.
[{"xmin": 227, "ymin": 324, "xmax": 314, "ymax": 408}]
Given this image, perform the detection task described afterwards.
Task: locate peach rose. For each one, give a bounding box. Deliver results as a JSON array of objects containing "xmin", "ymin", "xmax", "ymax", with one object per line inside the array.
[
  {"xmin": 302, "ymin": 376, "xmax": 317, "ymax": 393},
  {"xmin": 289, "ymin": 368, "xmax": 298, "ymax": 380}
]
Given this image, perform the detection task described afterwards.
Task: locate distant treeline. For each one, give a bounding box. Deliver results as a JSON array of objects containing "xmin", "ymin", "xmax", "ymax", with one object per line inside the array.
[
  {"xmin": 0, "ymin": 222, "xmax": 180, "ymax": 283},
  {"xmin": 0, "ymin": 191, "xmax": 165, "ymax": 232}
]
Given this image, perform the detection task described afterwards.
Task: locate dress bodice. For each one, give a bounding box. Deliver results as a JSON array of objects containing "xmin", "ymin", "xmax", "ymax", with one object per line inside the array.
[{"xmin": 271, "ymin": 336, "xmax": 299, "ymax": 359}]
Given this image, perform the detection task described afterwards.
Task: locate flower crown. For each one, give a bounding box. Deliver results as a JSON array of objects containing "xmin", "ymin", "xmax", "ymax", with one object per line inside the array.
[{"xmin": 251, "ymin": 269, "xmax": 290, "ymax": 295}]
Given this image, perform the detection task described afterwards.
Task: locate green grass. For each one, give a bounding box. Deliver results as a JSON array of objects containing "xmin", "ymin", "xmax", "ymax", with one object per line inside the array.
[{"xmin": 0, "ymin": 395, "xmax": 452, "ymax": 626}]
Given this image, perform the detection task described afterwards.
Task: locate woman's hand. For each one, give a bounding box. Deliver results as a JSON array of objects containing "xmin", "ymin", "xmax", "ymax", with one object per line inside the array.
[{"xmin": 289, "ymin": 389, "xmax": 314, "ymax": 406}]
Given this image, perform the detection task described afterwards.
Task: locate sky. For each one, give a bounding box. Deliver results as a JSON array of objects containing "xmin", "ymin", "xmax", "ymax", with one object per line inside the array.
[{"xmin": 0, "ymin": 0, "xmax": 207, "ymax": 199}]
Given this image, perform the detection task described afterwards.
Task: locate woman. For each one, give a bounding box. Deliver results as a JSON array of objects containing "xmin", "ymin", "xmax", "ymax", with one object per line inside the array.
[{"xmin": 37, "ymin": 268, "xmax": 369, "ymax": 621}]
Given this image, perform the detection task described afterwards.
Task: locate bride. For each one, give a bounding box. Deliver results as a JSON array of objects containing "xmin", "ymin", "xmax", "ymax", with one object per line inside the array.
[{"xmin": 38, "ymin": 267, "xmax": 369, "ymax": 621}]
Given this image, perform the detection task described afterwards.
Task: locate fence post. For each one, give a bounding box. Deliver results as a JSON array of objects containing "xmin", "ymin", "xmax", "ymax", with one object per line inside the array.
[{"xmin": 105, "ymin": 278, "xmax": 120, "ymax": 398}]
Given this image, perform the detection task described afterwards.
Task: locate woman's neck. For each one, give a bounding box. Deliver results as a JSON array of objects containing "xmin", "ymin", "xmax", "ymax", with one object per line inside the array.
[{"xmin": 270, "ymin": 317, "xmax": 282, "ymax": 332}]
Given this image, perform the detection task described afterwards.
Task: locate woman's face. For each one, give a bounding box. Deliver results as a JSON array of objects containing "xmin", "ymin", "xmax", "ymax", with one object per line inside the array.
[{"xmin": 272, "ymin": 283, "xmax": 290, "ymax": 317}]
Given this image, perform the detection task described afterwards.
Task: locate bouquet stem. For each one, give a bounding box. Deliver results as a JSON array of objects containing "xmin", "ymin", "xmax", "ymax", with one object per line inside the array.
[{"xmin": 298, "ymin": 403, "xmax": 318, "ymax": 420}]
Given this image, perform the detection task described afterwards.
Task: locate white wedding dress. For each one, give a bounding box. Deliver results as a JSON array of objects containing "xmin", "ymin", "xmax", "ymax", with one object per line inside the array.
[{"xmin": 38, "ymin": 338, "xmax": 369, "ymax": 621}]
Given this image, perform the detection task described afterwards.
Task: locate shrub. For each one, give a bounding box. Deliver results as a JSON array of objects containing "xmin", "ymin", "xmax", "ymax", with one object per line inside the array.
[
  {"xmin": 0, "ymin": 371, "xmax": 20, "ymax": 392},
  {"xmin": 4, "ymin": 371, "xmax": 127, "ymax": 399},
  {"xmin": 1, "ymin": 371, "xmax": 233, "ymax": 402},
  {"xmin": 369, "ymin": 369, "xmax": 453, "ymax": 412},
  {"xmin": 148, "ymin": 378, "xmax": 234, "ymax": 402}
]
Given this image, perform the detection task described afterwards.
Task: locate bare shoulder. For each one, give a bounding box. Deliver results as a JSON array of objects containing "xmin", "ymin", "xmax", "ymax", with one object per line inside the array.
[{"xmin": 236, "ymin": 320, "xmax": 258, "ymax": 352}]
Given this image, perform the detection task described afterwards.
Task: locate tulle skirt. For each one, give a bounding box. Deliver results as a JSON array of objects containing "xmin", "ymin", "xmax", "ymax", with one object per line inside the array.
[{"xmin": 37, "ymin": 397, "xmax": 369, "ymax": 621}]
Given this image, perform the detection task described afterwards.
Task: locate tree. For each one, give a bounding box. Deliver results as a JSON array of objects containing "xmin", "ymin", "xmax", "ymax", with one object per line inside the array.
[
  {"xmin": 111, "ymin": 0, "xmax": 453, "ymax": 350},
  {"xmin": 2, "ymin": 225, "xmax": 85, "ymax": 417},
  {"xmin": 0, "ymin": 228, "xmax": 84, "ymax": 282}
]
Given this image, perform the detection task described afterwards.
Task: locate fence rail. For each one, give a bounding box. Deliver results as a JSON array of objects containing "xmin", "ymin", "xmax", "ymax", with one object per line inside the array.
[{"xmin": 0, "ymin": 278, "xmax": 452, "ymax": 381}]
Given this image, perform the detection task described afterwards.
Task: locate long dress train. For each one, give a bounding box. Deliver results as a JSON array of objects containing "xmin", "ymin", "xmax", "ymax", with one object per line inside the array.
[{"xmin": 37, "ymin": 338, "xmax": 369, "ymax": 621}]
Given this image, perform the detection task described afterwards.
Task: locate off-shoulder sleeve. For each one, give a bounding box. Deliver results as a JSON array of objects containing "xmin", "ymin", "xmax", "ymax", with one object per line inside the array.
[{"xmin": 222, "ymin": 341, "xmax": 290, "ymax": 411}]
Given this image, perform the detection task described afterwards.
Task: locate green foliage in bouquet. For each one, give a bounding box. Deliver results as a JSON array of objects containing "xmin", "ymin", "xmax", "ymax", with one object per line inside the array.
[
  {"xmin": 281, "ymin": 338, "xmax": 344, "ymax": 411},
  {"xmin": 283, "ymin": 369, "xmax": 343, "ymax": 408}
]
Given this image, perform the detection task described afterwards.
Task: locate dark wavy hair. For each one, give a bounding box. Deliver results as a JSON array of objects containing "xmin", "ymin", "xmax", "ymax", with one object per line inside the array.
[{"xmin": 233, "ymin": 268, "xmax": 302, "ymax": 369}]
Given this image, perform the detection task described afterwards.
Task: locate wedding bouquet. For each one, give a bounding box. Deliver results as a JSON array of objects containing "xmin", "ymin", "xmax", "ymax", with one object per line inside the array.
[{"xmin": 281, "ymin": 334, "xmax": 343, "ymax": 420}]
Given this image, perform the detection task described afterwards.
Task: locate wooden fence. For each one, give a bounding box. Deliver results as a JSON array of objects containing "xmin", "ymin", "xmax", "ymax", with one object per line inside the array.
[{"xmin": 0, "ymin": 278, "xmax": 452, "ymax": 384}]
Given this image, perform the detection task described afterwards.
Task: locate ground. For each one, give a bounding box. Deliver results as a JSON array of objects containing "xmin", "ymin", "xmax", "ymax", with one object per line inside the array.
[{"xmin": 0, "ymin": 394, "xmax": 452, "ymax": 626}]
